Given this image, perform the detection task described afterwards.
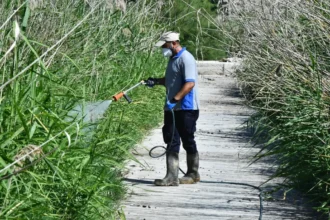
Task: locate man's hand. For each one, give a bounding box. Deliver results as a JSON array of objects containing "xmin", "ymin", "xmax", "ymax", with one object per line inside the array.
[
  {"xmin": 144, "ymin": 77, "xmax": 158, "ymax": 88},
  {"xmin": 166, "ymin": 98, "xmax": 178, "ymax": 110}
]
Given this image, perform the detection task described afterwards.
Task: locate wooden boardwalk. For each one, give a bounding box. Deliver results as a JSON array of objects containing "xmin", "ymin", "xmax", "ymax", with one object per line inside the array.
[{"xmin": 121, "ymin": 61, "xmax": 321, "ymax": 220}]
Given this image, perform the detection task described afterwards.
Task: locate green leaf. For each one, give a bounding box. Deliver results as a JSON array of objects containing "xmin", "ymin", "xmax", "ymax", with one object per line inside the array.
[
  {"xmin": 29, "ymin": 122, "xmax": 38, "ymax": 139},
  {"xmin": 96, "ymin": 138, "xmax": 116, "ymax": 145},
  {"xmin": 22, "ymin": 5, "xmax": 30, "ymax": 28}
]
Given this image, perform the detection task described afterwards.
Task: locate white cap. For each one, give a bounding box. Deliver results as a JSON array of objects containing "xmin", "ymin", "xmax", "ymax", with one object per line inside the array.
[{"xmin": 155, "ymin": 31, "xmax": 180, "ymax": 47}]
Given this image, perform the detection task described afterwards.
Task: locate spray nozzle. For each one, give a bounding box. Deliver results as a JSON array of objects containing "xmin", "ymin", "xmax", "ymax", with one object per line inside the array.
[{"xmin": 112, "ymin": 81, "xmax": 144, "ymax": 103}]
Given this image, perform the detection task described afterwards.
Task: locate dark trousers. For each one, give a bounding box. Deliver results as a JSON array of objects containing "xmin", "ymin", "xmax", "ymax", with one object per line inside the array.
[{"xmin": 162, "ymin": 110, "xmax": 199, "ymax": 154}]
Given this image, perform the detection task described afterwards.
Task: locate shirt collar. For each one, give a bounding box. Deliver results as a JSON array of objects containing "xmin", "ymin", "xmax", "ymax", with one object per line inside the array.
[{"xmin": 173, "ymin": 47, "xmax": 186, "ymax": 59}]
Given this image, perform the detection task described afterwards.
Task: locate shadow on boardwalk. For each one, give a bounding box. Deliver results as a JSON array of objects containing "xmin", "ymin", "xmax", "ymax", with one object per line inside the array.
[{"xmin": 222, "ymin": 84, "xmax": 327, "ymax": 220}]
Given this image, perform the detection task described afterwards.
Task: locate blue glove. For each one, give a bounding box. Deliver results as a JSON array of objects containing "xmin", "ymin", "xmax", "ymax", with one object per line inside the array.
[
  {"xmin": 144, "ymin": 77, "xmax": 157, "ymax": 88},
  {"xmin": 166, "ymin": 98, "xmax": 178, "ymax": 110}
]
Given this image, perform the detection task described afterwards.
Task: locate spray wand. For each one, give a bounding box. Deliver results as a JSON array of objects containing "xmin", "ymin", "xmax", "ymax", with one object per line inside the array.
[{"xmin": 112, "ymin": 80, "xmax": 146, "ymax": 103}]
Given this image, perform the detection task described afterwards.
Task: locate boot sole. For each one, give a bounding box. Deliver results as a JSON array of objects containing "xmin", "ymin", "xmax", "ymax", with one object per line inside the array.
[
  {"xmin": 179, "ymin": 177, "xmax": 200, "ymax": 184},
  {"xmin": 154, "ymin": 180, "xmax": 179, "ymax": 186}
]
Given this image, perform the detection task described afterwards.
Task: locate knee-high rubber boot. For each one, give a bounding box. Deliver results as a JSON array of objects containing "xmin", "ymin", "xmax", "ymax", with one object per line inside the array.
[
  {"xmin": 154, "ymin": 152, "xmax": 179, "ymax": 186},
  {"xmin": 179, "ymin": 152, "xmax": 200, "ymax": 184}
]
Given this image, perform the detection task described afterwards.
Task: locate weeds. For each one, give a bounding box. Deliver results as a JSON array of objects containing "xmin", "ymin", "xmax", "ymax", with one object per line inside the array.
[
  {"xmin": 0, "ymin": 0, "xmax": 167, "ymax": 218},
  {"xmin": 214, "ymin": 0, "xmax": 330, "ymax": 216}
]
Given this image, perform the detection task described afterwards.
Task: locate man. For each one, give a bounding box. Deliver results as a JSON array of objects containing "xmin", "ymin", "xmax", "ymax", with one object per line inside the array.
[{"xmin": 145, "ymin": 31, "xmax": 200, "ymax": 186}]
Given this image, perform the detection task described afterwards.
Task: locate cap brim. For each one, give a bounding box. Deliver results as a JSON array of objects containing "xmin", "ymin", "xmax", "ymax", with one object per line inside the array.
[{"xmin": 155, "ymin": 40, "xmax": 166, "ymax": 47}]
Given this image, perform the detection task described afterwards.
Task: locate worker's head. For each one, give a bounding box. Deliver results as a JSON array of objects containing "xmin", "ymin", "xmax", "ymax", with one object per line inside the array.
[{"xmin": 155, "ymin": 31, "xmax": 181, "ymax": 57}]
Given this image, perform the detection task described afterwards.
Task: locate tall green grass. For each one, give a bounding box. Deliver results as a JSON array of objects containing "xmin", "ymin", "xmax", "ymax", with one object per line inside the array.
[
  {"xmin": 166, "ymin": 0, "xmax": 228, "ymax": 60},
  {"xmin": 215, "ymin": 0, "xmax": 330, "ymax": 216},
  {"xmin": 0, "ymin": 0, "xmax": 167, "ymax": 218}
]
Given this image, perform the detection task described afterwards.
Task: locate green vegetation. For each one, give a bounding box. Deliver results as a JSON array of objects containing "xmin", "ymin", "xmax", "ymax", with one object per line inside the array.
[
  {"xmin": 0, "ymin": 0, "xmax": 240, "ymax": 218},
  {"xmin": 217, "ymin": 0, "xmax": 330, "ymax": 216},
  {"xmin": 166, "ymin": 0, "xmax": 228, "ymax": 60},
  {"xmin": 0, "ymin": 0, "xmax": 166, "ymax": 218},
  {"xmin": 5, "ymin": 0, "xmax": 330, "ymax": 218}
]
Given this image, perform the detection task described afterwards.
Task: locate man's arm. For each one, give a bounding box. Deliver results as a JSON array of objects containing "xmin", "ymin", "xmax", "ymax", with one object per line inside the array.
[{"xmin": 172, "ymin": 82, "xmax": 195, "ymax": 102}]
